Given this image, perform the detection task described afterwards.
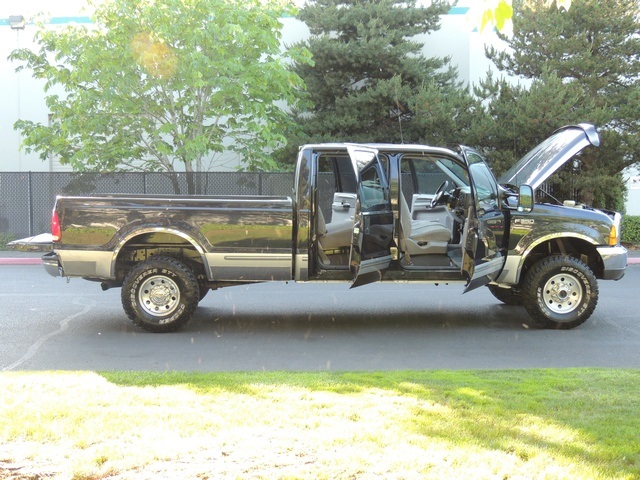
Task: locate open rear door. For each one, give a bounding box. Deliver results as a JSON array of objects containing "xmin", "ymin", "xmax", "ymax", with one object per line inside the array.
[{"xmin": 346, "ymin": 146, "xmax": 395, "ymax": 288}]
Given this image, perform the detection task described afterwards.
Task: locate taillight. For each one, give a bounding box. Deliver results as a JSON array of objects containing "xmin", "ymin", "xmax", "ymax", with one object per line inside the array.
[{"xmin": 52, "ymin": 210, "xmax": 61, "ymax": 242}]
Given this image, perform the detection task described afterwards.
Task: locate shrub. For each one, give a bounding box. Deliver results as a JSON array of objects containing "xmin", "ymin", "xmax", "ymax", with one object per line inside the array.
[
  {"xmin": 621, "ymin": 215, "xmax": 640, "ymax": 245},
  {"xmin": 0, "ymin": 232, "xmax": 17, "ymax": 250}
]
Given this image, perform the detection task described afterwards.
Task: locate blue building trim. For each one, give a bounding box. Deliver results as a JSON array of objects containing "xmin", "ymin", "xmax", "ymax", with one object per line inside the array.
[
  {"xmin": 0, "ymin": 16, "xmax": 93, "ymax": 27},
  {"xmin": 2, "ymin": 7, "xmax": 468, "ymax": 26},
  {"xmin": 448, "ymin": 7, "xmax": 470, "ymax": 15},
  {"xmin": 48, "ymin": 16, "xmax": 92, "ymax": 25}
]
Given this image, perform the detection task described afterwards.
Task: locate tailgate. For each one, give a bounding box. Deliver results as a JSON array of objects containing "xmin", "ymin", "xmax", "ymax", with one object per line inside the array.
[{"xmin": 7, "ymin": 233, "xmax": 54, "ymax": 252}]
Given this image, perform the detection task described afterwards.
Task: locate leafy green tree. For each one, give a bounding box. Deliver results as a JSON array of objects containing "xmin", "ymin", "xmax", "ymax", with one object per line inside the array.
[
  {"xmin": 11, "ymin": 0, "xmax": 310, "ymax": 193},
  {"xmin": 277, "ymin": 0, "xmax": 468, "ymax": 163},
  {"xmin": 478, "ymin": 0, "xmax": 639, "ymax": 209}
]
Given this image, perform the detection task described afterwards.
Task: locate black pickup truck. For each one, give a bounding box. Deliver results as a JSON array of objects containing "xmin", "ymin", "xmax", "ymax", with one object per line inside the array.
[{"xmin": 41, "ymin": 124, "xmax": 627, "ymax": 332}]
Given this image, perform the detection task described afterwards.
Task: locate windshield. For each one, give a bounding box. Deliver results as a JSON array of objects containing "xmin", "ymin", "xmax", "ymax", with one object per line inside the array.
[{"xmin": 436, "ymin": 157, "xmax": 470, "ymax": 187}]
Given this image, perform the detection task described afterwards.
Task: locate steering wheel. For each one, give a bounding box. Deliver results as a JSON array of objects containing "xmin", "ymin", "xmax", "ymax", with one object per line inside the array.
[{"xmin": 430, "ymin": 181, "xmax": 450, "ymax": 208}]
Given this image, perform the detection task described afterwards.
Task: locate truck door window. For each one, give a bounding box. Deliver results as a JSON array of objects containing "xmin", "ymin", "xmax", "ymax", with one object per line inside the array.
[
  {"xmin": 413, "ymin": 159, "xmax": 449, "ymax": 194},
  {"xmin": 469, "ymin": 162, "xmax": 499, "ymax": 213},
  {"xmin": 334, "ymin": 155, "xmax": 357, "ymax": 193},
  {"xmin": 318, "ymin": 156, "xmax": 337, "ymax": 222},
  {"xmin": 359, "ymin": 162, "xmax": 388, "ymax": 211}
]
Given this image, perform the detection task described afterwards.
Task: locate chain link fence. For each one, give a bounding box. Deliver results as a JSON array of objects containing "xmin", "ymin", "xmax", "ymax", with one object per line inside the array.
[
  {"xmin": 0, "ymin": 171, "xmax": 294, "ymax": 238},
  {"xmin": 0, "ymin": 169, "xmax": 583, "ymax": 241}
]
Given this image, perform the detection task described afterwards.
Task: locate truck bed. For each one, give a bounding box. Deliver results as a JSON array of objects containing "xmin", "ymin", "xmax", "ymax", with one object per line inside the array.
[{"xmin": 53, "ymin": 193, "xmax": 295, "ymax": 282}]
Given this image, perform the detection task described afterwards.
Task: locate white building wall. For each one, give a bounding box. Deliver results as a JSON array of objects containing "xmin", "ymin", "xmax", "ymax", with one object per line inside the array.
[
  {"xmin": 1, "ymin": 1, "xmax": 92, "ymax": 172},
  {"xmin": 1, "ymin": 22, "xmax": 46, "ymax": 172},
  {"xmin": 625, "ymin": 167, "xmax": 640, "ymax": 215}
]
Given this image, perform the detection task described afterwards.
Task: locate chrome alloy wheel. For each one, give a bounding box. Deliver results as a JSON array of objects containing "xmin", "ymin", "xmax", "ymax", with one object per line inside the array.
[
  {"xmin": 542, "ymin": 272, "xmax": 583, "ymax": 314},
  {"xmin": 138, "ymin": 275, "xmax": 180, "ymax": 317}
]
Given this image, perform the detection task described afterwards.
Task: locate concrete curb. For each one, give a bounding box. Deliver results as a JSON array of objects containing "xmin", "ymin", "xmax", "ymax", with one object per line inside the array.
[{"xmin": 0, "ymin": 257, "xmax": 43, "ymax": 265}]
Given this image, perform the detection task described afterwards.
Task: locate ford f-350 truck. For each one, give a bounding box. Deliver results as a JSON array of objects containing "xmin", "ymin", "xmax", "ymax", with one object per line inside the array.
[{"xmin": 41, "ymin": 124, "xmax": 628, "ymax": 332}]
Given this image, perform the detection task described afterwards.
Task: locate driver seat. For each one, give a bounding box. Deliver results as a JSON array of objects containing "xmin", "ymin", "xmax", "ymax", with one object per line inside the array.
[{"xmin": 399, "ymin": 193, "xmax": 451, "ymax": 255}]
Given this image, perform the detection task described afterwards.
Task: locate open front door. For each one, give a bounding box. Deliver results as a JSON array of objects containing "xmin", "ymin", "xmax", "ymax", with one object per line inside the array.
[
  {"xmin": 460, "ymin": 148, "xmax": 507, "ymax": 292},
  {"xmin": 346, "ymin": 146, "xmax": 394, "ymax": 288}
]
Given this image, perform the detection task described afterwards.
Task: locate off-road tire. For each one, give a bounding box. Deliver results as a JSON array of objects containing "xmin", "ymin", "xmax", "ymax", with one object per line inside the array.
[
  {"xmin": 122, "ymin": 256, "xmax": 199, "ymax": 333},
  {"xmin": 487, "ymin": 284, "xmax": 523, "ymax": 306},
  {"xmin": 522, "ymin": 255, "xmax": 598, "ymax": 329}
]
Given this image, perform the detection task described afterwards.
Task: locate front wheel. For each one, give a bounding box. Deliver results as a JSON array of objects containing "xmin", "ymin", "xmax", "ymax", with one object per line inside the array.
[
  {"xmin": 522, "ymin": 255, "xmax": 598, "ymax": 329},
  {"xmin": 122, "ymin": 256, "xmax": 199, "ymax": 333}
]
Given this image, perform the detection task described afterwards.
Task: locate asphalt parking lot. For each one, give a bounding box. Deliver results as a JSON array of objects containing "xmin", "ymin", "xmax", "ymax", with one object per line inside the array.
[{"xmin": 1, "ymin": 250, "xmax": 639, "ymax": 372}]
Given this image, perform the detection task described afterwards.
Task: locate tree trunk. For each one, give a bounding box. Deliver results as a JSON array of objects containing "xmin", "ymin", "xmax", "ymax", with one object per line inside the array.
[
  {"xmin": 169, "ymin": 173, "xmax": 181, "ymax": 194},
  {"xmin": 185, "ymin": 160, "xmax": 200, "ymax": 195}
]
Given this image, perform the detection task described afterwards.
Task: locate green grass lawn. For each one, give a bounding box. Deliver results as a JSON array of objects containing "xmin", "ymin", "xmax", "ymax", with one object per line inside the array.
[{"xmin": 1, "ymin": 369, "xmax": 639, "ymax": 479}]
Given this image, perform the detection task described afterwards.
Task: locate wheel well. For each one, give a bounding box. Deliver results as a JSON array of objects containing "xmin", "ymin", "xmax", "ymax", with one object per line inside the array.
[
  {"xmin": 520, "ymin": 237, "xmax": 604, "ymax": 282},
  {"xmin": 114, "ymin": 232, "xmax": 207, "ymax": 285}
]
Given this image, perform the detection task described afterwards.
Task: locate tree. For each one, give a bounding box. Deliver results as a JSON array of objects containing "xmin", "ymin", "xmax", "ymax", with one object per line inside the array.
[
  {"xmin": 10, "ymin": 0, "xmax": 311, "ymax": 193},
  {"xmin": 477, "ymin": 0, "xmax": 639, "ymax": 209},
  {"xmin": 276, "ymin": 0, "xmax": 466, "ymax": 164},
  {"xmin": 472, "ymin": 71, "xmax": 601, "ymax": 171}
]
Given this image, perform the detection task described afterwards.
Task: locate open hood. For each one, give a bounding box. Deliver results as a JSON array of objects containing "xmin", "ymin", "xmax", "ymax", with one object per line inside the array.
[{"xmin": 498, "ymin": 124, "xmax": 600, "ymax": 189}]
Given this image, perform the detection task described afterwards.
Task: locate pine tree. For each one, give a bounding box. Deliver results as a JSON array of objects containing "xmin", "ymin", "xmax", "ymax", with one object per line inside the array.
[
  {"xmin": 283, "ymin": 0, "xmax": 460, "ymax": 155},
  {"xmin": 479, "ymin": 0, "xmax": 639, "ymax": 209}
]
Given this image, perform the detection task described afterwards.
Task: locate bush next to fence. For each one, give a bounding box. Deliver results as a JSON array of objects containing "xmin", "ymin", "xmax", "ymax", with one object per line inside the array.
[
  {"xmin": 622, "ymin": 215, "xmax": 640, "ymax": 245},
  {"xmin": 0, "ymin": 233, "xmax": 17, "ymax": 250}
]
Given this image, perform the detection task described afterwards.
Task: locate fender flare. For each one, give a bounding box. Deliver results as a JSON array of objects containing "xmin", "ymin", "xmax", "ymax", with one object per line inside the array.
[
  {"xmin": 499, "ymin": 232, "xmax": 599, "ymax": 285},
  {"xmin": 110, "ymin": 227, "xmax": 210, "ymax": 280}
]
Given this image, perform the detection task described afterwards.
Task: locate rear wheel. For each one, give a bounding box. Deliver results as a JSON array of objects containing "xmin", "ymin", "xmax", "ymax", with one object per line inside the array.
[
  {"xmin": 522, "ymin": 255, "xmax": 598, "ymax": 329},
  {"xmin": 122, "ymin": 256, "xmax": 199, "ymax": 333}
]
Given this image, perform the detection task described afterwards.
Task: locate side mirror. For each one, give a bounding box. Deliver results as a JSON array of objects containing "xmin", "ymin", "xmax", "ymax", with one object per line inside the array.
[{"xmin": 517, "ymin": 185, "xmax": 534, "ymax": 213}]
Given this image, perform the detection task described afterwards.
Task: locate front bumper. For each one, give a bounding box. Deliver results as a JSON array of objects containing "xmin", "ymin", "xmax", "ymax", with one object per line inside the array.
[
  {"xmin": 596, "ymin": 245, "xmax": 628, "ymax": 280},
  {"xmin": 42, "ymin": 251, "xmax": 63, "ymax": 277}
]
